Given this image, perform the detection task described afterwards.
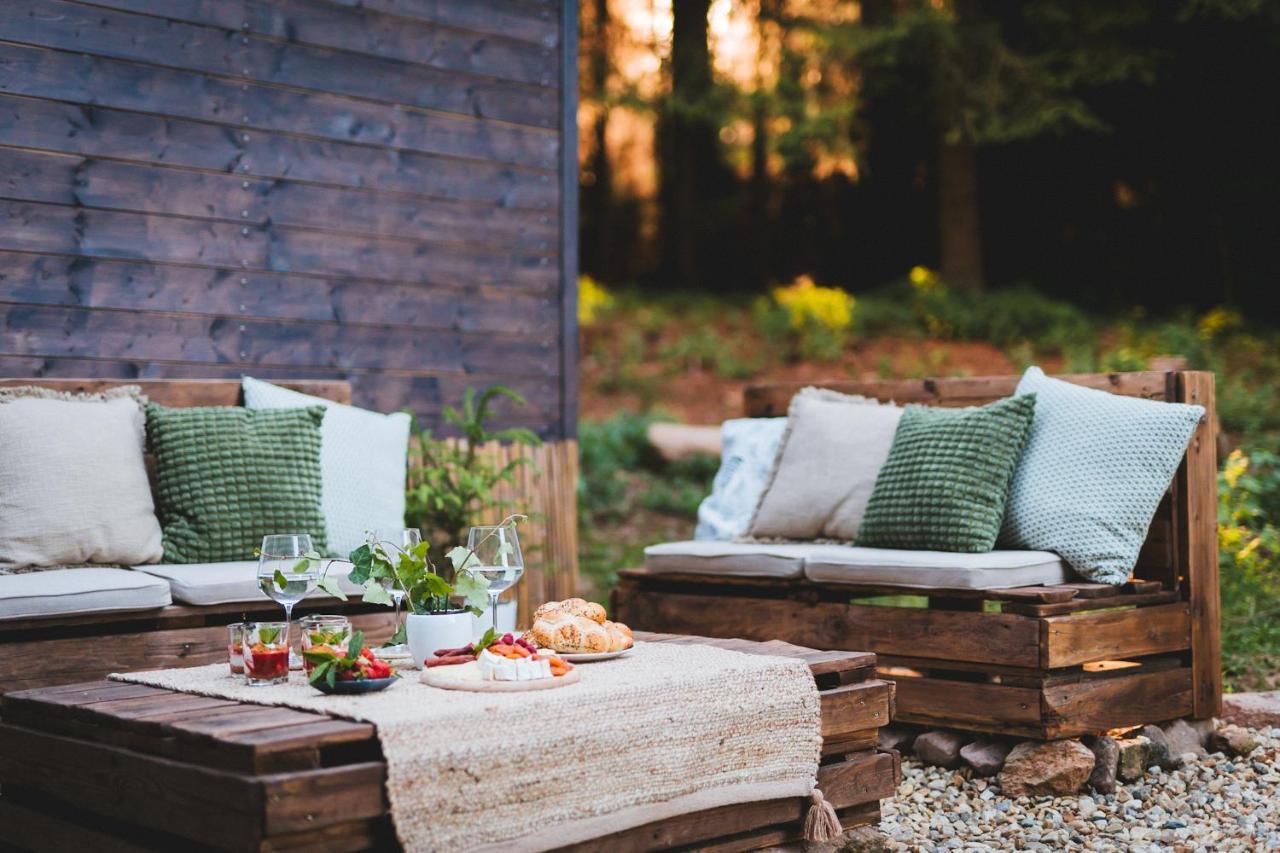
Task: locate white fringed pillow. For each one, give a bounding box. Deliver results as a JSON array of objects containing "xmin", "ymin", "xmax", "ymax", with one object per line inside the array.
[
  {"xmin": 0, "ymin": 386, "xmax": 163, "ymax": 568},
  {"xmin": 747, "ymin": 387, "xmax": 903, "ymax": 541}
]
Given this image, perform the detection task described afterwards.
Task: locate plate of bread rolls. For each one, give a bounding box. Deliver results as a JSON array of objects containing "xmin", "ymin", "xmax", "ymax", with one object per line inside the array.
[{"xmin": 522, "ymin": 598, "xmax": 636, "ymax": 662}]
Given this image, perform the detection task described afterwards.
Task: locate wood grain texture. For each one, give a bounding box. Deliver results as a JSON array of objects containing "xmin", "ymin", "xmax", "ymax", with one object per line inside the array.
[
  {"xmin": 1178, "ymin": 371, "xmax": 1222, "ymax": 717},
  {"xmin": 1041, "ymin": 603, "xmax": 1191, "ymax": 668},
  {"xmin": 613, "ymin": 583, "xmax": 1043, "ymax": 667},
  {"xmin": 0, "ymin": 0, "xmax": 574, "ymax": 438}
]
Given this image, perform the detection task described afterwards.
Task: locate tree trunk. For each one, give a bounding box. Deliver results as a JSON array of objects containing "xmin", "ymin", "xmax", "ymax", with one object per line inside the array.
[
  {"xmin": 938, "ymin": 138, "xmax": 984, "ymax": 290},
  {"xmin": 583, "ymin": 0, "xmax": 612, "ymax": 280},
  {"xmin": 658, "ymin": 0, "xmax": 714, "ymax": 287}
]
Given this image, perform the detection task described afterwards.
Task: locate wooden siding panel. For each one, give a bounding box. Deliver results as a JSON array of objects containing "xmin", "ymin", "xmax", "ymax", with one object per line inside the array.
[
  {"xmin": 0, "ymin": 0, "xmax": 571, "ymax": 437},
  {"xmin": 1, "ymin": 0, "xmax": 560, "ymax": 114},
  {"xmin": 0, "ymin": 95, "xmax": 556, "ymax": 209},
  {"xmin": 0, "ymin": 42, "xmax": 558, "ymax": 169},
  {"xmin": 0, "ymin": 253, "xmax": 559, "ymax": 334},
  {"xmin": 0, "ymin": 147, "xmax": 557, "ymax": 252}
]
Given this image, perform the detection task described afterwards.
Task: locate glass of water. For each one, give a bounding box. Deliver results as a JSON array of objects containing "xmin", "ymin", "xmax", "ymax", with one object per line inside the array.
[
  {"xmin": 466, "ymin": 523, "xmax": 524, "ymax": 633},
  {"xmin": 370, "ymin": 528, "xmax": 421, "ymax": 641},
  {"xmin": 257, "ymin": 533, "xmax": 319, "ymax": 655}
]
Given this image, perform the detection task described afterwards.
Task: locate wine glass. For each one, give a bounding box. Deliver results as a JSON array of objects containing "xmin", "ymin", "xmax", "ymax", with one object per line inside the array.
[
  {"xmin": 369, "ymin": 528, "xmax": 420, "ymax": 642},
  {"xmin": 257, "ymin": 534, "xmax": 319, "ymax": 658},
  {"xmin": 466, "ymin": 523, "xmax": 524, "ymax": 634}
]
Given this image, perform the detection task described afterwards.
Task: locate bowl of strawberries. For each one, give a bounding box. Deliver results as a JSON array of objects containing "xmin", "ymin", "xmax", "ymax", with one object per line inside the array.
[{"xmin": 304, "ymin": 629, "xmax": 398, "ymax": 695}]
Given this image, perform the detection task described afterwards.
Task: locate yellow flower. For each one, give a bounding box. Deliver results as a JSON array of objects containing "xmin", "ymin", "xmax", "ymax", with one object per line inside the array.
[
  {"xmin": 909, "ymin": 265, "xmax": 941, "ymax": 294},
  {"xmin": 577, "ymin": 275, "xmax": 614, "ymax": 327},
  {"xmin": 1197, "ymin": 306, "xmax": 1242, "ymax": 340},
  {"xmin": 1223, "ymin": 449, "xmax": 1248, "ymax": 490},
  {"xmin": 771, "ymin": 275, "xmax": 854, "ymax": 332}
]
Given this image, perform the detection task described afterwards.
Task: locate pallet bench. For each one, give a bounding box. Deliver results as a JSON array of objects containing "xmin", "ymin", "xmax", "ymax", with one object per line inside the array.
[
  {"xmin": 0, "ymin": 633, "xmax": 898, "ymax": 852},
  {"xmin": 614, "ymin": 371, "xmax": 1222, "ymax": 739}
]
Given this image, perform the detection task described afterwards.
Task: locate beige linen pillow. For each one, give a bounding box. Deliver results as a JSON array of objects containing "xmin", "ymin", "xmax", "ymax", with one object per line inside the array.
[
  {"xmin": 747, "ymin": 387, "xmax": 903, "ymax": 541},
  {"xmin": 0, "ymin": 386, "xmax": 163, "ymax": 567}
]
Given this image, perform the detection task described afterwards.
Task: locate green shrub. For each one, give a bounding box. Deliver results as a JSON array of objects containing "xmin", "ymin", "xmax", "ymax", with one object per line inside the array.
[{"xmin": 1219, "ymin": 447, "xmax": 1280, "ymax": 691}]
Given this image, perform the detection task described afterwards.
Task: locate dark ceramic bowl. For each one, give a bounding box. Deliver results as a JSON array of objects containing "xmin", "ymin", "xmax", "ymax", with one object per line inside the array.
[{"xmin": 310, "ymin": 675, "xmax": 398, "ymax": 695}]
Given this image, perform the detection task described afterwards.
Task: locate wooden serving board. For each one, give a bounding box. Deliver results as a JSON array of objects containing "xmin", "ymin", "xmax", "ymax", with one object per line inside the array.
[{"xmin": 420, "ymin": 662, "xmax": 580, "ymax": 692}]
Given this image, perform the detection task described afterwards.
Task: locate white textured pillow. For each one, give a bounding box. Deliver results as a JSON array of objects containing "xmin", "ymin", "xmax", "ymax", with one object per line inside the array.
[
  {"xmin": 0, "ymin": 386, "xmax": 163, "ymax": 567},
  {"xmin": 242, "ymin": 378, "xmax": 410, "ymax": 558},
  {"xmin": 1000, "ymin": 367, "xmax": 1205, "ymax": 584},
  {"xmin": 748, "ymin": 388, "xmax": 903, "ymax": 541},
  {"xmin": 695, "ymin": 418, "xmax": 787, "ymax": 540}
]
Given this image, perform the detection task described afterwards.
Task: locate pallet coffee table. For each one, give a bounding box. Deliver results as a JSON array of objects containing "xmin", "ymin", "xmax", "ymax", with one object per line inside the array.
[{"xmin": 0, "ymin": 633, "xmax": 898, "ymax": 852}]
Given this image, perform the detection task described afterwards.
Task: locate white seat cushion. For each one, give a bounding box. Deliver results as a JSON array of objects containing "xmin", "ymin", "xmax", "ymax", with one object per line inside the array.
[
  {"xmin": 131, "ymin": 561, "xmax": 366, "ymax": 606},
  {"xmin": 0, "ymin": 568, "xmax": 171, "ymax": 621},
  {"xmin": 802, "ymin": 546, "xmax": 1070, "ymax": 590},
  {"xmin": 644, "ymin": 541, "xmax": 812, "ymax": 579}
]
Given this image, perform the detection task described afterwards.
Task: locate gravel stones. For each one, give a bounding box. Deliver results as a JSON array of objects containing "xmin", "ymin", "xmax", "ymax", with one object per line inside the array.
[
  {"xmin": 880, "ymin": 726, "xmax": 1280, "ymax": 851},
  {"xmin": 1223, "ymin": 691, "xmax": 1280, "ymax": 728},
  {"xmin": 999, "ymin": 740, "xmax": 1097, "ymax": 798},
  {"xmin": 960, "ymin": 739, "xmax": 1012, "ymax": 777},
  {"xmin": 913, "ymin": 730, "xmax": 969, "ymax": 769},
  {"xmin": 1116, "ymin": 735, "xmax": 1151, "ymax": 783},
  {"xmin": 1084, "ymin": 735, "xmax": 1119, "ymax": 794}
]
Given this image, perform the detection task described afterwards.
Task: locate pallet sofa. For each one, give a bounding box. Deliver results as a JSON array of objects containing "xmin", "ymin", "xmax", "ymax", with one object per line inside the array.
[
  {"xmin": 613, "ymin": 371, "xmax": 1221, "ymax": 739},
  {"xmin": 0, "ymin": 379, "xmax": 395, "ymax": 694}
]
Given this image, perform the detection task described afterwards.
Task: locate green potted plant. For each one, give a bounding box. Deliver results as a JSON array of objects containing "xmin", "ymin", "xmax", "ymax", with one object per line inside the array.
[{"xmin": 345, "ymin": 516, "xmax": 524, "ymax": 666}]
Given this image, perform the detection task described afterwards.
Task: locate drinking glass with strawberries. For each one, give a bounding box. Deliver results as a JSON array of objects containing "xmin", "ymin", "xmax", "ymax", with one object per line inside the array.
[
  {"xmin": 299, "ymin": 615, "xmax": 351, "ymax": 674},
  {"xmin": 243, "ymin": 622, "xmax": 291, "ymax": 685}
]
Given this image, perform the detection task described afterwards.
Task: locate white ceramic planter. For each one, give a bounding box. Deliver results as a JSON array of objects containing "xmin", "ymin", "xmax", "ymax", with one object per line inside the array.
[{"xmin": 406, "ymin": 611, "xmax": 474, "ymax": 666}]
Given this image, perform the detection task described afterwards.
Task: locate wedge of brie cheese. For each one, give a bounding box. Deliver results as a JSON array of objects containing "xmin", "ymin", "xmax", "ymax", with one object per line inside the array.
[{"xmin": 478, "ymin": 649, "xmax": 552, "ymax": 681}]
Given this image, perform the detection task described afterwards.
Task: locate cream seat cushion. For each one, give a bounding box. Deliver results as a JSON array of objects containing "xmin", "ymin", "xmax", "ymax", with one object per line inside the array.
[
  {"xmin": 0, "ymin": 568, "xmax": 171, "ymax": 621},
  {"xmin": 803, "ymin": 545, "xmax": 1070, "ymax": 590},
  {"xmin": 643, "ymin": 541, "xmax": 812, "ymax": 579},
  {"xmin": 132, "ymin": 561, "xmax": 366, "ymax": 606}
]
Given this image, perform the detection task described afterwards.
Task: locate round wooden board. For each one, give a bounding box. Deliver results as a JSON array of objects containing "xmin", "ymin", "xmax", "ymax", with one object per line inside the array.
[{"xmin": 420, "ymin": 663, "xmax": 580, "ymax": 692}]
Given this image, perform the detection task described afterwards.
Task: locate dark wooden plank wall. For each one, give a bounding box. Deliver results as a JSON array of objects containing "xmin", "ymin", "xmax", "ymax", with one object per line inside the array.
[{"xmin": 0, "ymin": 0, "xmax": 579, "ymax": 437}]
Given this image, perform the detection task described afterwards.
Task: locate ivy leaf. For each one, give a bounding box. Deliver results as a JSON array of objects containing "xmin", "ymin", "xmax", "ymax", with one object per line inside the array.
[
  {"xmin": 316, "ymin": 574, "xmax": 348, "ymax": 601},
  {"xmin": 418, "ymin": 572, "xmax": 453, "ymax": 600},
  {"xmin": 384, "ymin": 624, "xmax": 408, "ymax": 646},
  {"xmin": 446, "ymin": 546, "xmax": 477, "ymax": 572},
  {"xmin": 452, "ymin": 571, "xmax": 491, "ymax": 613},
  {"xmin": 272, "ymin": 569, "xmax": 289, "ymax": 591},
  {"xmin": 347, "ymin": 544, "xmax": 374, "ymax": 584},
  {"xmin": 362, "ymin": 582, "xmax": 394, "ymax": 606}
]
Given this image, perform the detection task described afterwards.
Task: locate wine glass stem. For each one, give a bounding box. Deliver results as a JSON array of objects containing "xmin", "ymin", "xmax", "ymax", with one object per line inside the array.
[
  {"xmin": 283, "ymin": 602, "xmax": 294, "ymax": 647},
  {"xmin": 489, "ymin": 592, "xmax": 500, "ymax": 633},
  {"xmin": 393, "ymin": 594, "xmax": 403, "ymax": 632}
]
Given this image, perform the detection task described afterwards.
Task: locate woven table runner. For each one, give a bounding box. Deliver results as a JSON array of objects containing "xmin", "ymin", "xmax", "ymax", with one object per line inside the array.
[{"xmin": 113, "ymin": 641, "xmax": 822, "ymax": 852}]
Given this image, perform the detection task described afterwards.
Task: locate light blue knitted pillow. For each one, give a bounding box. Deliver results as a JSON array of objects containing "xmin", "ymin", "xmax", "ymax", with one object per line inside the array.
[
  {"xmin": 999, "ymin": 367, "xmax": 1205, "ymax": 584},
  {"xmin": 695, "ymin": 418, "xmax": 787, "ymax": 540}
]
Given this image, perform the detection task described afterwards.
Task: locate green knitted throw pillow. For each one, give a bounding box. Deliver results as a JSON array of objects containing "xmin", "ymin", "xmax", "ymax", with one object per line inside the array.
[
  {"xmin": 856, "ymin": 394, "xmax": 1037, "ymax": 553},
  {"xmin": 146, "ymin": 404, "xmax": 328, "ymax": 563}
]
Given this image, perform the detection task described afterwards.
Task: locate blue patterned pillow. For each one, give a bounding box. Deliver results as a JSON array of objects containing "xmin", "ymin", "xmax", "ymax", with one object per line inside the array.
[
  {"xmin": 695, "ymin": 418, "xmax": 787, "ymax": 540},
  {"xmin": 999, "ymin": 367, "xmax": 1205, "ymax": 584}
]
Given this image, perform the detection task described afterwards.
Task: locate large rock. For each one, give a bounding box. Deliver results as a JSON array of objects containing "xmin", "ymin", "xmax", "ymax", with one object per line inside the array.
[
  {"xmin": 960, "ymin": 739, "xmax": 1012, "ymax": 777},
  {"xmin": 1084, "ymin": 735, "xmax": 1119, "ymax": 794},
  {"xmin": 1162, "ymin": 719, "xmax": 1208, "ymax": 758},
  {"xmin": 999, "ymin": 740, "xmax": 1096, "ymax": 798},
  {"xmin": 1116, "ymin": 736, "xmax": 1151, "ymax": 783},
  {"xmin": 1140, "ymin": 724, "xmax": 1185, "ymax": 770},
  {"xmin": 913, "ymin": 730, "xmax": 969, "ymax": 769},
  {"xmin": 1208, "ymin": 723, "xmax": 1262, "ymax": 757},
  {"xmin": 877, "ymin": 726, "xmax": 917, "ymax": 755},
  {"xmin": 1222, "ymin": 691, "xmax": 1280, "ymax": 729}
]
